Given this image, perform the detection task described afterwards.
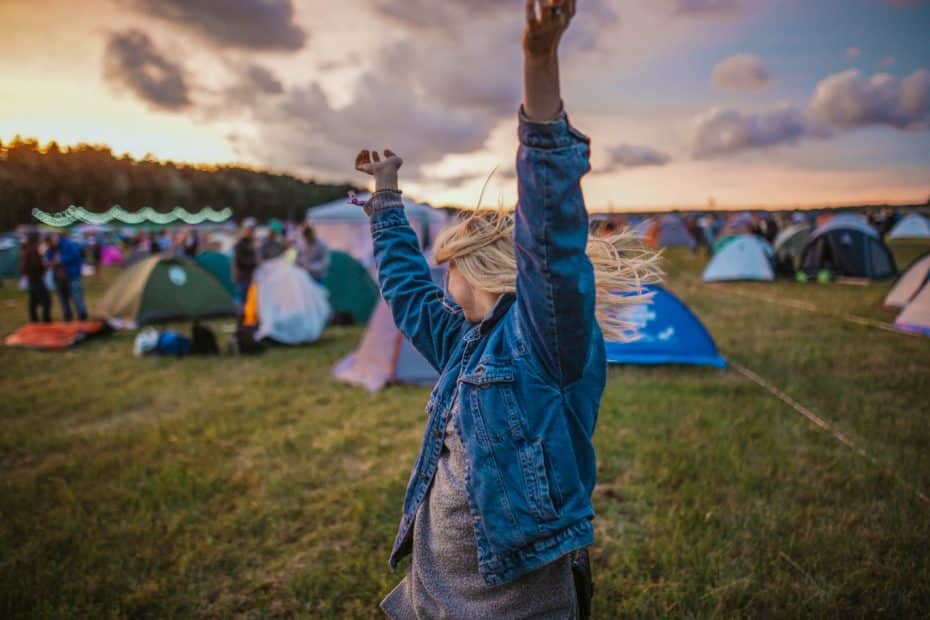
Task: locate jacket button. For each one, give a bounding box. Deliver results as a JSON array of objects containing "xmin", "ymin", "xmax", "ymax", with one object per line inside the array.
[{"xmin": 475, "ymin": 366, "xmax": 484, "ymax": 375}]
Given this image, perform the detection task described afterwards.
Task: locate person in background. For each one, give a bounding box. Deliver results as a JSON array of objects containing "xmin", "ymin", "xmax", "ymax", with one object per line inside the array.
[
  {"xmin": 260, "ymin": 219, "xmax": 287, "ymax": 260},
  {"xmin": 157, "ymin": 229, "xmax": 173, "ymax": 253},
  {"xmin": 296, "ymin": 223, "xmax": 331, "ymax": 282},
  {"xmin": 45, "ymin": 231, "xmax": 87, "ymax": 321},
  {"xmin": 183, "ymin": 228, "xmax": 200, "ymax": 258},
  {"xmin": 20, "ymin": 232, "xmax": 51, "ymax": 323},
  {"xmin": 232, "ymin": 218, "xmax": 258, "ymax": 311}
]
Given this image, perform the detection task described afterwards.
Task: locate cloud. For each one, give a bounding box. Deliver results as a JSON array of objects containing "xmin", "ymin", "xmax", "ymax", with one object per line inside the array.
[
  {"xmin": 605, "ymin": 144, "xmax": 672, "ymax": 169},
  {"xmin": 125, "ymin": 0, "xmax": 306, "ymax": 51},
  {"xmin": 808, "ymin": 69, "xmax": 930, "ymax": 131},
  {"xmin": 712, "ymin": 54, "xmax": 772, "ymax": 91},
  {"xmin": 691, "ymin": 105, "xmax": 811, "ymax": 158},
  {"xmin": 241, "ymin": 75, "xmax": 493, "ymax": 180},
  {"xmin": 668, "ymin": 0, "xmax": 744, "ymax": 16},
  {"xmin": 693, "ymin": 68, "xmax": 930, "ymax": 158},
  {"xmin": 102, "ymin": 30, "xmax": 191, "ymax": 111}
]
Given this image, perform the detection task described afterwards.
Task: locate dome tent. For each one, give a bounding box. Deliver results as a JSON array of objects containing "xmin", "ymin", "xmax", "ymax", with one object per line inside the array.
[
  {"xmin": 306, "ymin": 195, "xmax": 448, "ymax": 268},
  {"xmin": 96, "ymin": 254, "xmax": 236, "ymax": 328},
  {"xmin": 251, "ymin": 258, "xmax": 331, "ymax": 345},
  {"xmin": 332, "ymin": 265, "xmax": 445, "ymax": 391},
  {"xmin": 894, "ymin": 282, "xmax": 930, "ymax": 336},
  {"xmin": 702, "ymin": 235, "xmax": 775, "ymax": 282},
  {"xmin": 645, "ymin": 214, "xmax": 695, "ymax": 249},
  {"xmin": 195, "ymin": 250, "xmax": 236, "ymax": 297},
  {"xmin": 888, "ymin": 213, "xmax": 930, "ymax": 240},
  {"xmin": 0, "ymin": 235, "xmax": 20, "ymax": 279},
  {"xmin": 800, "ymin": 219, "xmax": 896, "ymax": 280},
  {"xmin": 606, "ymin": 285, "xmax": 726, "ymax": 368},
  {"xmin": 773, "ymin": 224, "xmax": 812, "ymax": 274},
  {"xmin": 320, "ymin": 250, "xmax": 379, "ymax": 325},
  {"xmin": 884, "ymin": 252, "xmax": 930, "ymax": 309}
]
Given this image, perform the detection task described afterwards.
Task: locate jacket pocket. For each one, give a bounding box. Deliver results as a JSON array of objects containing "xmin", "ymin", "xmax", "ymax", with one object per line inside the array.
[{"xmin": 519, "ymin": 440, "xmax": 560, "ymax": 522}]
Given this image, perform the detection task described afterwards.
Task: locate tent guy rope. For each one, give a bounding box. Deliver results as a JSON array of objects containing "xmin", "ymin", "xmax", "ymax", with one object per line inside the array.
[{"xmin": 730, "ymin": 359, "xmax": 929, "ymax": 506}]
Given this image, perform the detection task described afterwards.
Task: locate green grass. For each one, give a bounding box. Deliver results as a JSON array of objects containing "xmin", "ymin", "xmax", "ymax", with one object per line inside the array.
[{"xmin": 1, "ymin": 240, "xmax": 929, "ymax": 618}]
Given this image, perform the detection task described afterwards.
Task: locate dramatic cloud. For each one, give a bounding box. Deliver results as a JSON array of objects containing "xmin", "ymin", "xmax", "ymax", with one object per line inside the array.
[
  {"xmin": 694, "ymin": 68, "xmax": 930, "ymax": 158},
  {"xmin": 808, "ymin": 69, "xmax": 930, "ymax": 131},
  {"xmin": 692, "ymin": 105, "xmax": 811, "ymax": 159},
  {"xmin": 102, "ymin": 30, "xmax": 191, "ymax": 111},
  {"xmin": 242, "ymin": 75, "xmax": 492, "ymax": 180},
  {"xmin": 125, "ymin": 0, "xmax": 306, "ymax": 51},
  {"xmin": 712, "ymin": 54, "xmax": 772, "ymax": 91},
  {"xmin": 605, "ymin": 144, "xmax": 672, "ymax": 169}
]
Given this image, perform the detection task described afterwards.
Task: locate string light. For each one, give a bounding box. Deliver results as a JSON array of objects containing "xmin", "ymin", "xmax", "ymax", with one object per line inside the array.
[{"xmin": 32, "ymin": 205, "xmax": 233, "ymax": 227}]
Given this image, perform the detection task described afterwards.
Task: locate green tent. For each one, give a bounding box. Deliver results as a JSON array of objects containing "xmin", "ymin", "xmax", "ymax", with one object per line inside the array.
[
  {"xmin": 321, "ymin": 251, "xmax": 379, "ymax": 325},
  {"xmin": 96, "ymin": 254, "xmax": 235, "ymax": 327},
  {"xmin": 195, "ymin": 250, "xmax": 235, "ymax": 296},
  {"xmin": 0, "ymin": 237, "xmax": 20, "ymax": 280}
]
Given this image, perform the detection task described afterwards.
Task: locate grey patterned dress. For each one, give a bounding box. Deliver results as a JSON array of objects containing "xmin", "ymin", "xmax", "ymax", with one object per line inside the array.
[{"xmin": 381, "ymin": 402, "xmax": 577, "ymax": 619}]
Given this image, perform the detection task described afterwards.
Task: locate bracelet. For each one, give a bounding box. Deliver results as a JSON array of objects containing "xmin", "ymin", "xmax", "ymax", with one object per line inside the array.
[{"xmin": 372, "ymin": 188, "xmax": 403, "ymax": 197}]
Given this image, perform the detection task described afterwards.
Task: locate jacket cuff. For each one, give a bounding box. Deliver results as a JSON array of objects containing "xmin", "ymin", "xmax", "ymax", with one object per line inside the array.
[
  {"xmin": 369, "ymin": 193, "xmax": 408, "ymax": 233},
  {"xmin": 518, "ymin": 104, "xmax": 590, "ymax": 149}
]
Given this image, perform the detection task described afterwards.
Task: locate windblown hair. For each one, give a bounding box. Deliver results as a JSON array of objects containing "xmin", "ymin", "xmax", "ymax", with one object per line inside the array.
[{"xmin": 433, "ymin": 209, "xmax": 663, "ymax": 343}]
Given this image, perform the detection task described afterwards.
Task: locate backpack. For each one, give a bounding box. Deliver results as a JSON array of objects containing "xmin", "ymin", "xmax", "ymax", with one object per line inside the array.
[{"xmin": 190, "ymin": 322, "xmax": 219, "ymax": 355}]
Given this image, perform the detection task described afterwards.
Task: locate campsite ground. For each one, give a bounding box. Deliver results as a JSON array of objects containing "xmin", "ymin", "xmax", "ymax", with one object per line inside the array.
[{"xmin": 1, "ymin": 240, "xmax": 928, "ymax": 618}]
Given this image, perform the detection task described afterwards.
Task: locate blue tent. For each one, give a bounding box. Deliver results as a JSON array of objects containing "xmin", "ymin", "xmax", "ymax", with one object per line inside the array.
[{"xmin": 606, "ymin": 285, "xmax": 726, "ymax": 368}]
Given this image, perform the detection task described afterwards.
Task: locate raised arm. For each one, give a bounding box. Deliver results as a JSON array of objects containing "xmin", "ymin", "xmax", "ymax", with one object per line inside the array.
[
  {"xmin": 355, "ymin": 150, "xmax": 465, "ymax": 372},
  {"xmin": 515, "ymin": 0, "xmax": 596, "ymax": 387}
]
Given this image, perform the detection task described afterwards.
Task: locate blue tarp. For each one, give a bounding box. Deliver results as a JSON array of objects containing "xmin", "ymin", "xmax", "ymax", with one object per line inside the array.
[{"xmin": 606, "ymin": 285, "xmax": 726, "ymax": 368}]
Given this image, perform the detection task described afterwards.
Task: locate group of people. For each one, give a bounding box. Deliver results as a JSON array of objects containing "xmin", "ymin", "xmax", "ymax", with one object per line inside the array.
[
  {"xmin": 19, "ymin": 231, "xmax": 87, "ymax": 323},
  {"xmin": 231, "ymin": 217, "xmax": 330, "ymax": 313}
]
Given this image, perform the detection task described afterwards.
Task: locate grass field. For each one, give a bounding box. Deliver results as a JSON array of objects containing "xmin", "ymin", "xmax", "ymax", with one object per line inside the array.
[{"xmin": 1, "ymin": 240, "xmax": 928, "ymax": 618}]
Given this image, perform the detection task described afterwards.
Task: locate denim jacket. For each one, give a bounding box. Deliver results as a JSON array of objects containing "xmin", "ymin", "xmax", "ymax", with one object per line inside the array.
[{"xmin": 369, "ymin": 109, "xmax": 603, "ymax": 586}]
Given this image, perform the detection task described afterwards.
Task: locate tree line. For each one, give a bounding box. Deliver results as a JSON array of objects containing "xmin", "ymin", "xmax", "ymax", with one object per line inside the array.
[{"xmin": 0, "ymin": 136, "xmax": 358, "ymax": 231}]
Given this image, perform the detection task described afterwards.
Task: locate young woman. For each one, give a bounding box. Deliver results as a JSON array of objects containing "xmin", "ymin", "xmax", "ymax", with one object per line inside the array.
[{"xmin": 355, "ymin": 1, "xmax": 659, "ymax": 617}]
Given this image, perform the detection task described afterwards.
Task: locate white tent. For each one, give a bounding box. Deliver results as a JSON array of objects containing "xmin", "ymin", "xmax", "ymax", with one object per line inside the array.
[
  {"xmin": 888, "ymin": 213, "xmax": 930, "ymax": 240},
  {"xmin": 895, "ymin": 280, "xmax": 930, "ymax": 337},
  {"xmin": 702, "ymin": 235, "xmax": 775, "ymax": 282},
  {"xmin": 306, "ymin": 195, "xmax": 449, "ymax": 268},
  {"xmin": 253, "ymin": 258, "xmax": 331, "ymax": 345},
  {"xmin": 885, "ymin": 253, "xmax": 930, "ymax": 308}
]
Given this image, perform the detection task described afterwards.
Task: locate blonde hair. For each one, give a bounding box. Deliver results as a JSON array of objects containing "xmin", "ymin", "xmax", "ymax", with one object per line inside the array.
[{"xmin": 433, "ymin": 209, "xmax": 662, "ymax": 343}]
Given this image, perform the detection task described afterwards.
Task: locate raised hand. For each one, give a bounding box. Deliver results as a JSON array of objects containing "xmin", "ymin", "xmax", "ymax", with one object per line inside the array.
[
  {"xmin": 523, "ymin": 0, "xmax": 576, "ymax": 58},
  {"xmin": 354, "ymin": 149, "xmax": 403, "ymax": 191}
]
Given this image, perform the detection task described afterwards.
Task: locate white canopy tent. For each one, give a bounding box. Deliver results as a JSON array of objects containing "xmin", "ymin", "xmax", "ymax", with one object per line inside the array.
[{"xmin": 306, "ymin": 195, "xmax": 449, "ymax": 268}]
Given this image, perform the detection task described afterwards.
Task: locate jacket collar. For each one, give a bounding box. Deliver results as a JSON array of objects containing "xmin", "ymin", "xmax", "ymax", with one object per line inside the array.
[{"xmin": 464, "ymin": 293, "xmax": 515, "ymax": 342}]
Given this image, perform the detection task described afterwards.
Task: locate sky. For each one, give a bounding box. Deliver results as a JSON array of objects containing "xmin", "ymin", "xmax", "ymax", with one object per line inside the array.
[{"xmin": 1, "ymin": 0, "xmax": 928, "ymax": 211}]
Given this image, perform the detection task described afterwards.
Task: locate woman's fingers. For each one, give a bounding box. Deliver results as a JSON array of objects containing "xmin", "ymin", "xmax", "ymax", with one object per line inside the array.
[
  {"xmin": 355, "ymin": 149, "xmax": 371, "ymax": 172},
  {"xmin": 526, "ymin": 0, "xmax": 538, "ymax": 26},
  {"xmin": 371, "ymin": 151, "xmax": 381, "ymax": 163}
]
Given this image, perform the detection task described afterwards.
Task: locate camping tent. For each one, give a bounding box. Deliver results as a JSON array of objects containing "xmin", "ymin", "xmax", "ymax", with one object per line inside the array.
[
  {"xmin": 307, "ymin": 195, "xmax": 448, "ymax": 267},
  {"xmin": 606, "ymin": 285, "xmax": 726, "ymax": 368},
  {"xmin": 320, "ymin": 250, "xmax": 379, "ymax": 324},
  {"xmin": 702, "ymin": 235, "xmax": 775, "ymax": 282},
  {"xmin": 645, "ymin": 214, "xmax": 695, "ymax": 249},
  {"xmin": 0, "ymin": 235, "xmax": 19, "ymax": 279},
  {"xmin": 332, "ymin": 265, "xmax": 445, "ymax": 390},
  {"xmin": 888, "ymin": 213, "xmax": 930, "ymax": 240},
  {"xmin": 251, "ymin": 258, "xmax": 331, "ymax": 345},
  {"xmin": 773, "ymin": 224, "xmax": 812, "ymax": 274},
  {"xmin": 894, "ymin": 281, "xmax": 930, "ymax": 336},
  {"xmin": 332, "ymin": 298, "xmax": 439, "ymax": 391},
  {"xmin": 799, "ymin": 219, "xmax": 896, "ymax": 280},
  {"xmin": 884, "ymin": 252, "xmax": 930, "ymax": 308},
  {"xmin": 95, "ymin": 254, "xmax": 236, "ymax": 328},
  {"xmin": 719, "ymin": 211, "xmax": 755, "ymax": 239},
  {"xmin": 196, "ymin": 250, "xmax": 236, "ymax": 297},
  {"xmin": 100, "ymin": 245, "xmax": 124, "ymax": 267}
]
